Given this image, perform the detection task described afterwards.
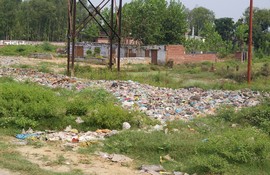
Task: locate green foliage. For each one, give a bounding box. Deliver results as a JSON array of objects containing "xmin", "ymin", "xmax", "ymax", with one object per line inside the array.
[
  {"xmin": 122, "ymin": 0, "xmax": 167, "ymax": 45},
  {"xmin": 183, "ymin": 38, "xmax": 204, "ymax": 54},
  {"xmin": 161, "ymin": 0, "xmax": 187, "ymax": 44},
  {"xmin": 0, "ymin": 44, "xmax": 57, "ymax": 56},
  {"xmin": 188, "ymin": 7, "xmax": 215, "ymax": 36},
  {"xmin": 41, "ymin": 42, "xmax": 55, "ymax": 52},
  {"xmin": 0, "ymin": 81, "xmax": 64, "ymax": 129},
  {"xmin": 94, "ymin": 47, "xmax": 101, "ymax": 56},
  {"xmin": 16, "ymin": 46, "xmax": 26, "ymax": 53},
  {"xmin": 85, "ymin": 104, "xmax": 134, "ymax": 130},
  {"xmin": 190, "ymin": 127, "xmax": 270, "ymax": 173},
  {"xmin": 243, "ymin": 8, "xmax": 270, "ymax": 56},
  {"xmin": 216, "ymin": 99, "xmax": 270, "ymax": 134},
  {"xmin": 104, "ymin": 129, "xmax": 200, "ymax": 164},
  {"xmin": 235, "ymin": 23, "xmax": 248, "ymax": 52},
  {"xmin": 214, "ymin": 18, "xmax": 234, "ymax": 41},
  {"xmin": 259, "ymin": 63, "xmax": 270, "ymax": 77},
  {"xmin": 86, "ymin": 49, "xmax": 92, "ymax": 56},
  {"xmin": 66, "ymin": 100, "xmax": 88, "ymax": 116},
  {"xmin": 0, "ymin": 78, "xmax": 144, "ymax": 131},
  {"xmin": 37, "ymin": 62, "xmax": 53, "ymax": 73}
]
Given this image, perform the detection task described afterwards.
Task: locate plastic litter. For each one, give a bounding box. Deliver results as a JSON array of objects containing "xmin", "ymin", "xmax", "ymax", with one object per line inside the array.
[
  {"xmin": 122, "ymin": 122, "xmax": 131, "ymax": 130},
  {"xmin": 0, "ymin": 65, "xmax": 267, "ymax": 124}
]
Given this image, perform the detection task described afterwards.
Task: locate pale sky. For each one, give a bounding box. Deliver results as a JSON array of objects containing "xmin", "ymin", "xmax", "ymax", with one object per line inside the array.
[{"xmin": 91, "ymin": 0, "xmax": 270, "ymax": 21}]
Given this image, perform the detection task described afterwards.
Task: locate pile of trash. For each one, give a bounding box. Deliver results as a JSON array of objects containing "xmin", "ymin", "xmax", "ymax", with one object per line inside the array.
[
  {"xmin": 0, "ymin": 67, "xmax": 268, "ymax": 123},
  {"xmin": 107, "ymin": 81, "xmax": 264, "ymax": 123},
  {"xmin": 15, "ymin": 126, "xmax": 118, "ymax": 150}
]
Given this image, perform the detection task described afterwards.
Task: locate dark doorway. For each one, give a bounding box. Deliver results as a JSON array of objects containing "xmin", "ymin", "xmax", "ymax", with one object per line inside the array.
[
  {"xmin": 145, "ymin": 49, "xmax": 150, "ymax": 57},
  {"xmin": 151, "ymin": 49, "xmax": 158, "ymax": 65}
]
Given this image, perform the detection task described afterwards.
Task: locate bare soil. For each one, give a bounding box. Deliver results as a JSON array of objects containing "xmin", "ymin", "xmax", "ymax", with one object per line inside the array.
[
  {"xmin": 11, "ymin": 138, "xmax": 143, "ymax": 175},
  {"xmin": 16, "ymin": 146, "xmax": 140, "ymax": 175}
]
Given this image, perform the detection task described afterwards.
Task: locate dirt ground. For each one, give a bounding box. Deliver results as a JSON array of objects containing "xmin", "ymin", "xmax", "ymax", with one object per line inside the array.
[
  {"xmin": 10, "ymin": 137, "xmax": 143, "ymax": 175},
  {"xmin": 0, "ymin": 169, "xmax": 20, "ymax": 175},
  {"xmin": 16, "ymin": 146, "xmax": 141, "ymax": 175}
]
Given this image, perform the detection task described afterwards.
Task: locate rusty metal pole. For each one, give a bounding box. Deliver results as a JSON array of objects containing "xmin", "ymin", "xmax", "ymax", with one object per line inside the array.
[
  {"xmin": 117, "ymin": 0, "xmax": 122, "ymax": 72},
  {"xmin": 67, "ymin": 0, "xmax": 71, "ymax": 76},
  {"xmin": 71, "ymin": 0, "xmax": 76, "ymax": 77},
  {"xmin": 109, "ymin": 0, "xmax": 114, "ymax": 70},
  {"xmin": 247, "ymin": 0, "xmax": 253, "ymax": 84}
]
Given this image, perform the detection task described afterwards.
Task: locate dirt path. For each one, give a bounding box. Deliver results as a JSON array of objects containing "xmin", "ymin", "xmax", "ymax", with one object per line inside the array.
[
  {"xmin": 0, "ymin": 169, "xmax": 20, "ymax": 175},
  {"xmin": 14, "ymin": 140, "xmax": 142, "ymax": 175}
]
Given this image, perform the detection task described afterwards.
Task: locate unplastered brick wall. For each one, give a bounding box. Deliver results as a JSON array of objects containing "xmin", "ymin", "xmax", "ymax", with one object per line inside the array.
[
  {"xmin": 166, "ymin": 45, "xmax": 217, "ymax": 64},
  {"xmin": 175, "ymin": 54, "xmax": 217, "ymax": 64},
  {"xmin": 166, "ymin": 45, "xmax": 185, "ymax": 61}
]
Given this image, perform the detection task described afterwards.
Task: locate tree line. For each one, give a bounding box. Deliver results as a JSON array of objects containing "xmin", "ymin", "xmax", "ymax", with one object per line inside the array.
[{"xmin": 0, "ymin": 0, "xmax": 269, "ymax": 56}]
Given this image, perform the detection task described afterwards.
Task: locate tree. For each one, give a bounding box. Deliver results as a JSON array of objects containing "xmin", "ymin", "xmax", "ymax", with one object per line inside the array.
[
  {"xmin": 161, "ymin": 0, "xmax": 187, "ymax": 44},
  {"xmin": 122, "ymin": 0, "xmax": 167, "ymax": 45},
  {"xmin": 14, "ymin": 0, "xmax": 68, "ymax": 41},
  {"xmin": 243, "ymin": 7, "xmax": 270, "ymax": 55},
  {"xmin": 0, "ymin": 0, "xmax": 21, "ymax": 39},
  {"xmin": 235, "ymin": 23, "xmax": 248, "ymax": 52},
  {"xmin": 188, "ymin": 7, "xmax": 215, "ymax": 36},
  {"xmin": 201, "ymin": 23, "xmax": 228, "ymax": 57},
  {"xmin": 80, "ymin": 23, "xmax": 100, "ymax": 42},
  {"xmin": 215, "ymin": 18, "xmax": 235, "ymax": 41}
]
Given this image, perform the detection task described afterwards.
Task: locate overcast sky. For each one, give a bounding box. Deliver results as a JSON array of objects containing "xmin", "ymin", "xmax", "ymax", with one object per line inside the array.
[{"xmin": 92, "ymin": 0, "xmax": 270, "ymax": 21}]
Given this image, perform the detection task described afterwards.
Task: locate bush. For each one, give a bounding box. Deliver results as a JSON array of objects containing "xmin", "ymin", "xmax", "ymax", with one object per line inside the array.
[
  {"xmin": 84, "ymin": 104, "xmax": 134, "ymax": 130},
  {"xmin": 217, "ymin": 101, "xmax": 270, "ymax": 134},
  {"xmin": 94, "ymin": 47, "xmax": 101, "ymax": 56},
  {"xmin": 0, "ymin": 81, "xmax": 64, "ymax": 129},
  {"xmin": 66, "ymin": 100, "xmax": 88, "ymax": 116},
  {"xmin": 41, "ymin": 42, "xmax": 55, "ymax": 52},
  {"xmin": 260, "ymin": 63, "xmax": 270, "ymax": 77},
  {"xmin": 16, "ymin": 46, "xmax": 26, "ymax": 53},
  {"xmin": 86, "ymin": 49, "xmax": 92, "ymax": 55}
]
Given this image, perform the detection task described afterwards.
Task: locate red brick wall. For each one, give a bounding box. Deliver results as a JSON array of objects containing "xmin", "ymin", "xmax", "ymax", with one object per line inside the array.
[
  {"xmin": 166, "ymin": 45, "xmax": 185, "ymax": 62},
  {"xmin": 166, "ymin": 45, "xmax": 217, "ymax": 64},
  {"xmin": 173, "ymin": 54, "xmax": 217, "ymax": 64}
]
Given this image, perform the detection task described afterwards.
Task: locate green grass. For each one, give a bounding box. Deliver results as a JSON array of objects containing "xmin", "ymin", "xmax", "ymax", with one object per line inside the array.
[
  {"xmin": 73, "ymin": 58, "xmax": 270, "ymax": 91},
  {"xmin": 0, "ymin": 42, "xmax": 58, "ymax": 56},
  {"xmin": 101, "ymin": 107, "xmax": 270, "ymax": 174}
]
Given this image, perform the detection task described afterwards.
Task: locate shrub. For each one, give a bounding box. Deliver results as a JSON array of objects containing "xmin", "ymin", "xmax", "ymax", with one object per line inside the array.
[
  {"xmin": 86, "ymin": 49, "xmax": 92, "ymax": 56},
  {"xmin": 84, "ymin": 104, "xmax": 134, "ymax": 130},
  {"xmin": 94, "ymin": 47, "xmax": 101, "ymax": 56},
  {"xmin": 260, "ymin": 63, "xmax": 270, "ymax": 77},
  {"xmin": 16, "ymin": 46, "xmax": 26, "ymax": 53},
  {"xmin": 41, "ymin": 42, "xmax": 55, "ymax": 52},
  {"xmin": 0, "ymin": 81, "xmax": 64, "ymax": 129},
  {"xmin": 66, "ymin": 100, "xmax": 88, "ymax": 116}
]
